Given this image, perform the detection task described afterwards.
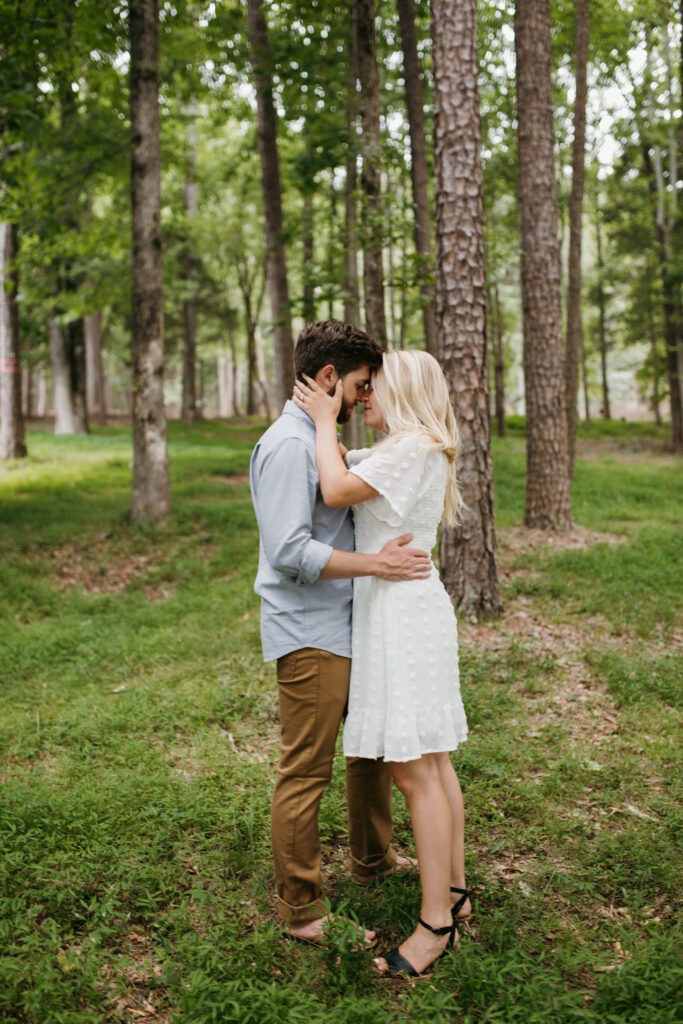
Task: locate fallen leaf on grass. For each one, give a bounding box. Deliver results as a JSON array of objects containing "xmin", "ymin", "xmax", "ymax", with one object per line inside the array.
[
  {"xmin": 625, "ymin": 804, "xmax": 659, "ymax": 822},
  {"xmin": 111, "ymin": 685, "xmax": 127, "ymax": 693}
]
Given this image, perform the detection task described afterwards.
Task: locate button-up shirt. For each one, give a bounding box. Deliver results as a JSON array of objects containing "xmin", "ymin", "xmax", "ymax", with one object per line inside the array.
[{"xmin": 249, "ymin": 401, "xmax": 355, "ymax": 662}]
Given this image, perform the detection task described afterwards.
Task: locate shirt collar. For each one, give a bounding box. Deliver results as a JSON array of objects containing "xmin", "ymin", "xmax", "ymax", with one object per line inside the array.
[{"xmin": 282, "ymin": 399, "xmax": 315, "ymax": 430}]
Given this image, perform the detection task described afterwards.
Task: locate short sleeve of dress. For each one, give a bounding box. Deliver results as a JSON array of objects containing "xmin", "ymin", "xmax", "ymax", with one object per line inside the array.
[
  {"xmin": 348, "ymin": 433, "xmax": 439, "ymax": 526},
  {"xmin": 345, "ymin": 447, "xmax": 373, "ymax": 469}
]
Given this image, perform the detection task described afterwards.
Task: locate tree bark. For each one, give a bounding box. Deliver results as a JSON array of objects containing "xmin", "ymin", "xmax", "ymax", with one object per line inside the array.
[
  {"xmin": 645, "ymin": 261, "xmax": 661, "ymax": 425},
  {"xmin": 181, "ymin": 99, "xmax": 198, "ymax": 423},
  {"xmin": 355, "ymin": 0, "xmax": 387, "ymax": 345},
  {"xmin": 48, "ymin": 312, "xmax": 76, "ymax": 435},
  {"xmin": 129, "ymin": 0, "xmax": 171, "ymax": 523},
  {"xmin": 85, "ymin": 311, "xmax": 107, "ymax": 425},
  {"xmin": 0, "ymin": 223, "xmax": 26, "ymax": 458},
  {"xmin": 594, "ymin": 206, "xmax": 611, "ymax": 419},
  {"xmin": 344, "ymin": 7, "xmax": 361, "ymax": 330},
  {"xmin": 565, "ymin": 0, "xmax": 589, "ymax": 477},
  {"xmin": 580, "ymin": 330, "xmax": 590, "ymax": 421},
  {"xmin": 397, "ymin": 0, "xmax": 437, "ymax": 356},
  {"xmin": 515, "ymin": 0, "xmax": 573, "ymax": 529},
  {"xmin": 246, "ymin": 0, "xmax": 295, "ymax": 411},
  {"xmin": 492, "ymin": 280, "xmax": 506, "ymax": 438},
  {"xmin": 431, "ymin": 0, "xmax": 502, "ymax": 618},
  {"xmin": 302, "ymin": 136, "xmax": 315, "ymax": 322}
]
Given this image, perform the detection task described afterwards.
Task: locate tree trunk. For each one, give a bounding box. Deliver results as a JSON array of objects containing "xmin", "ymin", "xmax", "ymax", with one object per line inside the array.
[
  {"xmin": 646, "ymin": 261, "xmax": 661, "ymax": 426},
  {"xmin": 181, "ymin": 100, "xmax": 198, "ymax": 423},
  {"xmin": 0, "ymin": 223, "xmax": 26, "ymax": 458},
  {"xmin": 302, "ymin": 136, "xmax": 315, "ymax": 322},
  {"xmin": 595, "ymin": 205, "xmax": 611, "ymax": 419},
  {"xmin": 565, "ymin": 0, "xmax": 589, "ymax": 477},
  {"xmin": 344, "ymin": 7, "xmax": 361, "ymax": 329},
  {"xmin": 85, "ymin": 311, "xmax": 107, "ymax": 425},
  {"xmin": 129, "ymin": 0, "xmax": 171, "ymax": 523},
  {"xmin": 431, "ymin": 0, "xmax": 502, "ymax": 618},
  {"xmin": 580, "ymin": 330, "xmax": 590, "ymax": 421},
  {"xmin": 48, "ymin": 314, "xmax": 75, "ymax": 434},
  {"xmin": 492, "ymin": 280, "xmax": 506, "ymax": 438},
  {"xmin": 397, "ymin": 0, "xmax": 437, "ymax": 356},
  {"xmin": 355, "ymin": 0, "xmax": 387, "ymax": 345},
  {"xmin": 246, "ymin": 0, "xmax": 295, "ymax": 411},
  {"xmin": 515, "ymin": 0, "xmax": 573, "ymax": 529},
  {"xmin": 342, "ymin": 21, "xmax": 365, "ymax": 453}
]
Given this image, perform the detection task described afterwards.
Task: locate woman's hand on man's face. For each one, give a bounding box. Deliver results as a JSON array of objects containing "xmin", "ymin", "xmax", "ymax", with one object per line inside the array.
[{"xmin": 292, "ymin": 374, "xmax": 342, "ymax": 423}]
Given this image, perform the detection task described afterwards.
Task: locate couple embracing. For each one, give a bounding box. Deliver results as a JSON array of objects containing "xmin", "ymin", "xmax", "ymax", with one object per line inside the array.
[{"xmin": 249, "ymin": 320, "xmax": 470, "ymax": 979}]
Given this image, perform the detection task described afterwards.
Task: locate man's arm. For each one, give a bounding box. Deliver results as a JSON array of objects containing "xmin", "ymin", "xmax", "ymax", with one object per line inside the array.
[
  {"xmin": 252, "ymin": 438, "xmax": 430, "ymax": 583},
  {"xmin": 319, "ymin": 535, "xmax": 431, "ymax": 581}
]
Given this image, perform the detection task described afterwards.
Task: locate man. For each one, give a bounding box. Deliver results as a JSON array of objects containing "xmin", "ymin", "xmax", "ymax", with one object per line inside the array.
[{"xmin": 250, "ymin": 320, "xmax": 430, "ymax": 944}]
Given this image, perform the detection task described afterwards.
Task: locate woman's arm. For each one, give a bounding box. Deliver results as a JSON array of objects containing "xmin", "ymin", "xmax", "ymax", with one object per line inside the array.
[{"xmin": 292, "ymin": 377, "xmax": 379, "ymax": 507}]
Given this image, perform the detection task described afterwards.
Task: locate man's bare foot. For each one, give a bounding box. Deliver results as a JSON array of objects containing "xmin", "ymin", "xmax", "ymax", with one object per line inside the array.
[
  {"xmin": 373, "ymin": 917, "xmax": 456, "ymax": 977},
  {"xmin": 286, "ymin": 914, "xmax": 376, "ymax": 948},
  {"xmin": 355, "ymin": 853, "xmax": 418, "ymax": 884}
]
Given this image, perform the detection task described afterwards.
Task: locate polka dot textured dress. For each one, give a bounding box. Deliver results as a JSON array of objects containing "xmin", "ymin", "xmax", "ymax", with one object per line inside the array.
[{"xmin": 343, "ymin": 433, "xmax": 468, "ymax": 763}]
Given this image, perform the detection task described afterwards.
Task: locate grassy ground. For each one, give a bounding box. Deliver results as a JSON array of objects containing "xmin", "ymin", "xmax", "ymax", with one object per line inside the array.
[{"xmin": 0, "ymin": 419, "xmax": 681, "ymax": 1024}]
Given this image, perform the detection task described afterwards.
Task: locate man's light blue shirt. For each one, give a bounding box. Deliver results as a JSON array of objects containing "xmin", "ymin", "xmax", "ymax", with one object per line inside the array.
[{"xmin": 249, "ymin": 401, "xmax": 355, "ymax": 662}]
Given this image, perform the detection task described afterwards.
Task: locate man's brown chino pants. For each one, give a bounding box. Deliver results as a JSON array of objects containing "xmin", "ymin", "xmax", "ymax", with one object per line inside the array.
[{"xmin": 272, "ymin": 646, "xmax": 396, "ymax": 924}]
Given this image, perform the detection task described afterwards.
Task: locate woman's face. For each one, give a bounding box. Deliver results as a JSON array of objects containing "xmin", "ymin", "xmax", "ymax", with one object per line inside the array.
[{"xmin": 362, "ymin": 385, "xmax": 387, "ymax": 432}]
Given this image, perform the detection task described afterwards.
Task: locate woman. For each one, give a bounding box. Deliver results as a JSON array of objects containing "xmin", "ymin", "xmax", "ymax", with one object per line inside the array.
[{"xmin": 293, "ymin": 349, "xmax": 471, "ymax": 979}]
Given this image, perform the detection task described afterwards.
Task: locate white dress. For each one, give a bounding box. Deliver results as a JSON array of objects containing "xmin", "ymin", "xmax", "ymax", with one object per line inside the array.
[{"xmin": 342, "ymin": 433, "xmax": 468, "ymax": 763}]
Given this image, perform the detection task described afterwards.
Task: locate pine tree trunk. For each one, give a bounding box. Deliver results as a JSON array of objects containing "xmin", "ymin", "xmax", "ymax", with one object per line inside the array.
[
  {"xmin": 580, "ymin": 331, "xmax": 590, "ymax": 421},
  {"xmin": 397, "ymin": 0, "xmax": 437, "ymax": 356},
  {"xmin": 0, "ymin": 223, "xmax": 26, "ymax": 458},
  {"xmin": 595, "ymin": 207, "xmax": 611, "ymax": 419},
  {"xmin": 246, "ymin": 0, "xmax": 295, "ymax": 411},
  {"xmin": 431, "ymin": 0, "xmax": 502, "ymax": 618},
  {"xmin": 646, "ymin": 262, "xmax": 661, "ymax": 425},
  {"xmin": 492, "ymin": 280, "xmax": 506, "ymax": 438},
  {"xmin": 515, "ymin": 0, "xmax": 573, "ymax": 529},
  {"xmin": 129, "ymin": 0, "xmax": 171, "ymax": 523},
  {"xmin": 344, "ymin": 8, "xmax": 361, "ymax": 329},
  {"xmin": 181, "ymin": 100, "xmax": 198, "ymax": 423},
  {"xmin": 355, "ymin": 0, "xmax": 387, "ymax": 345},
  {"xmin": 302, "ymin": 136, "xmax": 315, "ymax": 322},
  {"xmin": 85, "ymin": 311, "xmax": 107, "ymax": 425},
  {"xmin": 565, "ymin": 0, "xmax": 589, "ymax": 477}
]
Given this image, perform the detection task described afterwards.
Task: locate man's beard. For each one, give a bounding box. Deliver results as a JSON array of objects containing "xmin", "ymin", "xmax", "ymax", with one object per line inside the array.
[{"xmin": 337, "ymin": 398, "xmax": 353, "ymax": 425}]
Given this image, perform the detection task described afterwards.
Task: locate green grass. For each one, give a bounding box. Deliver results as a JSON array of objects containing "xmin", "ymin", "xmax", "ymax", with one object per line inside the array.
[{"xmin": 1, "ymin": 420, "xmax": 681, "ymax": 1023}]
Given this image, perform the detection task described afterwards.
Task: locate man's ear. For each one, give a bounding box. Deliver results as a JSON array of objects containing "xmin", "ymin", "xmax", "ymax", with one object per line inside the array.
[{"xmin": 317, "ymin": 363, "xmax": 339, "ymax": 388}]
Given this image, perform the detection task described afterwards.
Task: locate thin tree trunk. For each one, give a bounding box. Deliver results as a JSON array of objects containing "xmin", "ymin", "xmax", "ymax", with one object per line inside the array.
[
  {"xmin": 344, "ymin": 8, "xmax": 361, "ymax": 329},
  {"xmin": 594, "ymin": 206, "xmax": 611, "ymax": 419},
  {"xmin": 355, "ymin": 0, "xmax": 387, "ymax": 345},
  {"xmin": 84, "ymin": 311, "xmax": 107, "ymax": 425},
  {"xmin": 181, "ymin": 98, "xmax": 198, "ymax": 422},
  {"xmin": 129, "ymin": 0, "xmax": 171, "ymax": 522},
  {"xmin": 397, "ymin": 0, "xmax": 437, "ymax": 356},
  {"xmin": 302, "ymin": 136, "xmax": 315, "ymax": 322},
  {"xmin": 246, "ymin": 0, "xmax": 295, "ymax": 410},
  {"xmin": 565, "ymin": 0, "xmax": 589, "ymax": 477},
  {"xmin": 0, "ymin": 223, "xmax": 26, "ymax": 458},
  {"xmin": 515, "ymin": 0, "xmax": 573, "ymax": 529},
  {"xmin": 580, "ymin": 330, "xmax": 590, "ymax": 421},
  {"xmin": 492, "ymin": 280, "xmax": 506, "ymax": 438},
  {"xmin": 431, "ymin": 0, "xmax": 502, "ymax": 618},
  {"xmin": 646, "ymin": 261, "xmax": 661, "ymax": 426},
  {"xmin": 48, "ymin": 312, "xmax": 76, "ymax": 434}
]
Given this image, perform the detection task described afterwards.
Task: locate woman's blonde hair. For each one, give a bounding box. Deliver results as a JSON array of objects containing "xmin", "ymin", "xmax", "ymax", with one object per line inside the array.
[{"xmin": 371, "ymin": 349, "xmax": 464, "ymax": 526}]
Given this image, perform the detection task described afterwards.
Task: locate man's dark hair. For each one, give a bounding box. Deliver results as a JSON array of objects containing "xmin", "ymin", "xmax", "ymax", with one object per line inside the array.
[{"xmin": 294, "ymin": 320, "xmax": 384, "ymax": 381}]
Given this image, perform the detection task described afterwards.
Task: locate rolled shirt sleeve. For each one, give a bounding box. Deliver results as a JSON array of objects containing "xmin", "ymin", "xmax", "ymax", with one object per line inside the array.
[{"xmin": 252, "ymin": 436, "xmax": 332, "ymax": 585}]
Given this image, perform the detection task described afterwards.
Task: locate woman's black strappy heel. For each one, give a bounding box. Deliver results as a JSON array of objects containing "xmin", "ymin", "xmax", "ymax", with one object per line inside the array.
[
  {"xmin": 381, "ymin": 916, "xmax": 458, "ymax": 980},
  {"xmin": 450, "ymin": 886, "xmax": 472, "ymax": 922}
]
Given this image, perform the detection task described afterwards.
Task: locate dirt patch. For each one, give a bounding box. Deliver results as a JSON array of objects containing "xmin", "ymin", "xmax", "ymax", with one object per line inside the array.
[
  {"xmin": 52, "ymin": 542, "xmax": 174, "ymax": 599},
  {"xmin": 212, "ymin": 473, "xmax": 250, "ymax": 485}
]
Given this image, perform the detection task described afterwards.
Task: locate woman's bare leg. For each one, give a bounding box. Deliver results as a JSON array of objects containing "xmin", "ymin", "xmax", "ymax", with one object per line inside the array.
[
  {"xmin": 374, "ymin": 753, "xmax": 455, "ymax": 975},
  {"xmin": 434, "ymin": 752, "xmax": 471, "ymax": 918}
]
